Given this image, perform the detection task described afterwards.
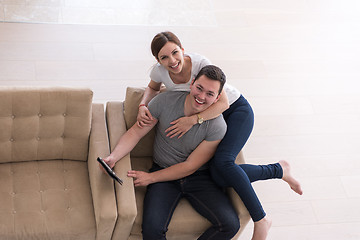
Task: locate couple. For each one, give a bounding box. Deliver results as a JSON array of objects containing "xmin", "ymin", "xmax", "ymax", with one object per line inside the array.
[{"xmin": 102, "ymin": 32, "xmax": 303, "ymax": 240}]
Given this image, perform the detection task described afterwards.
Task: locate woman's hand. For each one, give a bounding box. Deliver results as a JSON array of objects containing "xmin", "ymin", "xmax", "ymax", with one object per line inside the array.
[
  {"xmin": 137, "ymin": 105, "xmax": 154, "ymax": 128},
  {"xmin": 127, "ymin": 170, "xmax": 154, "ymax": 187},
  {"xmin": 165, "ymin": 115, "xmax": 197, "ymax": 139}
]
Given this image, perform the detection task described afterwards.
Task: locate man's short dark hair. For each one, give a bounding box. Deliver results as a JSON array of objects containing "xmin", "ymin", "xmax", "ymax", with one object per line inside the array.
[{"xmin": 194, "ymin": 65, "xmax": 226, "ymax": 94}]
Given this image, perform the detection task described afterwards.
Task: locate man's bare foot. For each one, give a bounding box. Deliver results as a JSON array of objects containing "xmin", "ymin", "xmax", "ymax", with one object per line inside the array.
[
  {"xmin": 252, "ymin": 217, "xmax": 272, "ymax": 240},
  {"xmin": 279, "ymin": 160, "xmax": 303, "ymax": 195}
]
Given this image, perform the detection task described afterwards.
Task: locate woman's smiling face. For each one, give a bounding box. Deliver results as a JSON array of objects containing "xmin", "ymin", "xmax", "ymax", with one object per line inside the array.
[{"xmin": 157, "ymin": 42, "xmax": 185, "ymax": 74}]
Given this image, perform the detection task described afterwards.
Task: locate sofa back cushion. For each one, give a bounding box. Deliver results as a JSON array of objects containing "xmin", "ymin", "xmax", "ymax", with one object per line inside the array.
[
  {"xmin": 0, "ymin": 87, "xmax": 93, "ymax": 164},
  {"xmin": 123, "ymin": 87, "xmax": 155, "ymax": 157}
]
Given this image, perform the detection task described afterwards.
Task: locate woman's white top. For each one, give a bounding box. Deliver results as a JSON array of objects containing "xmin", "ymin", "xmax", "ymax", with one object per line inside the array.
[{"xmin": 150, "ymin": 53, "xmax": 241, "ymax": 105}]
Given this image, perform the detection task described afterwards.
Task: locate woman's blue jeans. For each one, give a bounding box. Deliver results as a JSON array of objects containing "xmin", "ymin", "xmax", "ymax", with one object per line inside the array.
[
  {"xmin": 210, "ymin": 95, "xmax": 283, "ymax": 222},
  {"xmin": 142, "ymin": 164, "xmax": 240, "ymax": 240}
]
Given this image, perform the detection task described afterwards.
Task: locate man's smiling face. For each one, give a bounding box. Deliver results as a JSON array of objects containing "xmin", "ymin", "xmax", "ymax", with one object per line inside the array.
[{"xmin": 189, "ymin": 75, "xmax": 221, "ymax": 113}]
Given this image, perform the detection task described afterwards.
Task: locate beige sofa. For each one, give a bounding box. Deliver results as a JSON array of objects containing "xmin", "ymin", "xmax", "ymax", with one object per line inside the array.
[
  {"xmin": 106, "ymin": 87, "xmax": 251, "ymax": 240},
  {"xmin": 0, "ymin": 87, "xmax": 117, "ymax": 240}
]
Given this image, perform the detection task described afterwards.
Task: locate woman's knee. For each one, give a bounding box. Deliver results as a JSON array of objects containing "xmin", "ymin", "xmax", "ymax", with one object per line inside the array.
[
  {"xmin": 211, "ymin": 151, "xmax": 237, "ymax": 167},
  {"xmin": 210, "ymin": 156, "xmax": 237, "ymax": 175}
]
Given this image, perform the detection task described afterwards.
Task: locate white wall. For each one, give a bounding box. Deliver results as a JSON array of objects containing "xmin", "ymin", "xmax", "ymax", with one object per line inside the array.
[{"xmin": 1, "ymin": 1, "xmax": 360, "ymax": 239}]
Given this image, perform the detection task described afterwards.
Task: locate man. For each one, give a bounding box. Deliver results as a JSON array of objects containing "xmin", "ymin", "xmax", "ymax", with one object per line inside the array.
[{"xmin": 102, "ymin": 65, "xmax": 239, "ymax": 240}]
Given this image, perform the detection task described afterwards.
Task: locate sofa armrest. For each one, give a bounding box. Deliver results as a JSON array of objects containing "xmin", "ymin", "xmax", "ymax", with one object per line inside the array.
[
  {"xmin": 88, "ymin": 103, "xmax": 118, "ymax": 240},
  {"xmin": 106, "ymin": 101, "xmax": 137, "ymax": 240}
]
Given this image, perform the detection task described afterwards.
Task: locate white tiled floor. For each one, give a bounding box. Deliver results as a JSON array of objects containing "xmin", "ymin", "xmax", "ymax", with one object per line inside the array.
[{"xmin": 1, "ymin": 0, "xmax": 360, "ymax": 239}]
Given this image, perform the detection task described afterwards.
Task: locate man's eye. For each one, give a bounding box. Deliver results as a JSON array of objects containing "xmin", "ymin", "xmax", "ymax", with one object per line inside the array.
[{"xmin": 207, "ymin": 93, "xmax": 214, "ymax": 97}]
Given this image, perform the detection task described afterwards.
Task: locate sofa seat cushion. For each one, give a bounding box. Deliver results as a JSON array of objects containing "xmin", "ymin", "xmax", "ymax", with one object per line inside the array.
[
  {"xmin": 0, "ymin": 160, "xmax": 96, "ymax": 239},
  {"xmin": 130, "ymin": 156, "xmax": 211, "ymax": 239}
]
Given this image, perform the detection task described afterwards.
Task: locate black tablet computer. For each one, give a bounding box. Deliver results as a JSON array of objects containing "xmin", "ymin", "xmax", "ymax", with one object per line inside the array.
[{"xmin": 97, "ymin": 157, "xmax": 123, "ymax": 185}]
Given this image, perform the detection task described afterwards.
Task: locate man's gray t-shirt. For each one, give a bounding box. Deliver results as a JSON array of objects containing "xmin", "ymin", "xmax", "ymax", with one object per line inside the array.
[{"xmin": 148, "ymin": 91, "xmax": 227, "ymax": 169}]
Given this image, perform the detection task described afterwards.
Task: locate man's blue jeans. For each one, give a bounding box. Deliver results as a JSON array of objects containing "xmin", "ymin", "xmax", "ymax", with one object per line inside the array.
[{"xmin": 142, "ymin": 164, "xmax": 240, "ymax": 240}]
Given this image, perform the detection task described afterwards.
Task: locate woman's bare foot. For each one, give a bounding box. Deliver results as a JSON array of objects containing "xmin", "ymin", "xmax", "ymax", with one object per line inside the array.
[
  {"xmin": 279, "ymin": 160, "xmax": 303, "ymax": 195},
  {"xmin": 252, "ymin": 217, "xmax": 272, "ymax": 240}
]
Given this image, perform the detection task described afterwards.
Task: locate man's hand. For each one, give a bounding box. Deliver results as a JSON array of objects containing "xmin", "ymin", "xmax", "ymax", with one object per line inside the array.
[
  {"xmin": 99, "ymin": 155, "xmax": 116, "ymax": 173},
  {"xmin": 127, "ymin": 170, "xmax": 154, "ymax": 187}
]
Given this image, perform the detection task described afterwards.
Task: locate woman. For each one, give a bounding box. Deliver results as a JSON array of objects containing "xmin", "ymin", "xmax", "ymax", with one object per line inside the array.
[{"xmin": 137, "ymin": 31, "xmax": 302, "ymax": 240}]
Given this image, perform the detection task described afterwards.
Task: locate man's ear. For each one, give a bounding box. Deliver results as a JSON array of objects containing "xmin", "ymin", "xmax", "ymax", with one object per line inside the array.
[
  {"xmin": 214, "ymin": 93, "xmax": 221, "ymax": 103},
  {"xmin": 189, "ymin": 79, "xmax": 195, "ymax": 92}
]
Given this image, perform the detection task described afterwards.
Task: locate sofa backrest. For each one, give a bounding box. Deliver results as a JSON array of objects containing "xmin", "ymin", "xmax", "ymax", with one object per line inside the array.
[
  {"xmin": 123, "ymin": 87, "xmax": 156, "ymax": 157},
  {"xmin": 0, "ymin": 87, "xmax": 93, "ymax": 164}
]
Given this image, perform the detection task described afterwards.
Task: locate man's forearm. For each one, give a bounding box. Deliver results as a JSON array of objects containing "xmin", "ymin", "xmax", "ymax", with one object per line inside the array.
[
  {"xmin": 149, "ymin": 161, "xmax": 197, "ymax": 183},
  {"xmin": 149, "ymin": 140, "xmax": 220, "ymax": 183},
  {"xmin": 110, "ymin": 123, "xmax": 156, "ymax": 164},
  {"xmin": 110, "ymin": 127, "xmax": 140, "ymax": 161}
]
